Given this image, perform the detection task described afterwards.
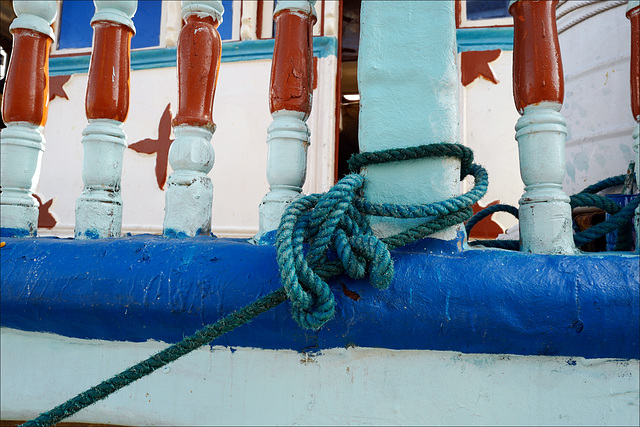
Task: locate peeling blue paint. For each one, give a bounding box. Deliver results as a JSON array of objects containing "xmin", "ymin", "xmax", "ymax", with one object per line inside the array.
[
  {"xmin": 1, "ymin": 236, "xmax": 638, "ymax": 359},
  {"xmin": 620, "ymin": 144, "xmax": 633, "ymax": 158},
  {"xmin": 566, "ymin": 161, "xmax": 576, "ymax": 181},
  {"xmin": 0, "ymin": 227, "xmax": 32, "ymax": 238},
  {"xmin": 163, "ymin": 228, "xmax": 211, "ymax": 239},
  {"xmin": 76, "ymin": 229, "xmax": 100, "ymax": 240},
  {"xmin": 574, "ymin": 151, "xmax": 590, "ymax": 172}
]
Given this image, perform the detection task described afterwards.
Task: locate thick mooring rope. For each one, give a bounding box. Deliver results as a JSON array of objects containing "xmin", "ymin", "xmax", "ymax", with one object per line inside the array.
[
  {"xmin": 467, "ymin": 174, "xmax": 638, "ymax": 250},
  {"xmin": 22, "ymin": 143, "xmax": 488, "ymax": 427}
]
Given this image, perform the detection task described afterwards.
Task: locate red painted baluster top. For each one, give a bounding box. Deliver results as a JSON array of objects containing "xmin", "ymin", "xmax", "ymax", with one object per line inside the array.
[
  {"xmin": 173, "ymin": 14, "xmax": 222, "ymax": 130},
  {"xmin": 269, "ymin": 8, "xmax": 316, "ymax": 118},
  {"xmin": 85, "ymin": 21, "xmax": 133, "ymax": 122},
  {"xmin": 627, "ymin": 4, "xmax": 639, "ymax": 120},
  {"xmin": 509, "ymin": 0, "xmax": 564, "ymax": 114},
  {"xmin": 2, "ymin": 28, "xmax": 52, "ymax": 126}
]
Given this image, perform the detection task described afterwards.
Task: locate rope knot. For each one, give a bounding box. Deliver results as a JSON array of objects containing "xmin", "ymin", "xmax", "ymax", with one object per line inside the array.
[
  {"xmin": 276, "ymin": 174, "xmax": 395, "ymax": 329},
  {"xmin": 277, "ymin": 143, "xmax": 489, "ymax": 330}
]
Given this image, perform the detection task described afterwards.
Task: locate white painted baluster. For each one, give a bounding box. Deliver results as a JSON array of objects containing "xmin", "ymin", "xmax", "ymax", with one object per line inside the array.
[
  {"xmin": 163, "ymin": 1, "xmax": 223, "ymax": 238},
  {"xmin": 0, "ymin": 0, "xmax": 57, "ymax": 237},
  {"xmin": 256, "ymin": 0, "xmax": 316, "ymax": 240},
  {"xmin": 240, "ymin": 0, "xmax": 258, "ymax": 40},
  {"xmin": 75, "ymin": 1, "xmax": 137, "ymax": 239},
  {"xmin": 357, "ymin": 1, "xmax": 462, "ymax": 245},
  {"xmin": 627, "ymin": 0, "xmax": 640, "ymax": 251},
  {"xmin": 509, "ymin": 0, "xmax": 577, "ymax": 254}
]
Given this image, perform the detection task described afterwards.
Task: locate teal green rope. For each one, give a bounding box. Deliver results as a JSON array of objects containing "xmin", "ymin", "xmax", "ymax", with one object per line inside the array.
[
  {"xmin": 22, "ymin": 143, "xmax": 488, "ymax": 426},
  {"xmin": 277, "ymin": 144, "xmax": 487, "ymax": 329},
  {"xmin": 574, "ymin": 199, "xmax": 637, "ymax": 248},
  {"xmin": 20, "ymin": 288, "xmax": 289, "ymax": 427},
  {"xmin": 467, "ymin": 174, "xmax": 638, "ymax": 250},
  {"xmin": 465, "ymin": 204, "xmax": 519, "ymax": 235}
]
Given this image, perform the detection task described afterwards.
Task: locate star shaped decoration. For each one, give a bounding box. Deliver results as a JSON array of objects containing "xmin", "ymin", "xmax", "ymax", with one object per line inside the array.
[
  {"xmin": 128, "ymin": 103, "xmax": 175, "ymax": 190},
  {"xmin": 49, "ymin": 75, "xmax": 71, "ymax": 101},
  {"xmin": 461, "ymin": 49, "xmax": 501, "ymax": 86}
]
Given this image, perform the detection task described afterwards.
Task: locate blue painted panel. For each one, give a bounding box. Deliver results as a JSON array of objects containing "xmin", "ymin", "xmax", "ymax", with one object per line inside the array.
[
  {"xmin": 1, "ymin": 236, "xmax": 638, "ymax": 359},
  {"xmin": 218, "ymin": 0, "xmax": 234, "ymax": 41},
  {"xmin": 57, "ymin": 0, "xmax": 162, "ymax": 50},
  {"xmin": 132, "ymin": 0, "xmax": 162, "ymax": 49},
  {"xmin": 467, "ymin": 0, "xmax": 510, "ymax": 21},
  {"xmin": 57, "ymin": 0, "xmax": 94, "ymax": 50}
]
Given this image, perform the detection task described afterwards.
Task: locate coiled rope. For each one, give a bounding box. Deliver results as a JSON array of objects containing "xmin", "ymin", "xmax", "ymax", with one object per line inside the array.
[
  {"xmin": 22, "ymin": 143, "xmax": 488, "ymax": 427},
  {"xmin": 467, "ymin": 174, "xmax": 638, "ymax": 250}
]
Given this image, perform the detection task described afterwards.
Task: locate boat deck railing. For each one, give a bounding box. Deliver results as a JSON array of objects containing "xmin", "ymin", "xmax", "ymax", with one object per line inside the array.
[
  {"xmin": 0, "ymin": 0, "xmax": 638, "ymax": 253},
  {"xmin": 1, "ymin": 0, "xmax": 639, "ymax": 363}
]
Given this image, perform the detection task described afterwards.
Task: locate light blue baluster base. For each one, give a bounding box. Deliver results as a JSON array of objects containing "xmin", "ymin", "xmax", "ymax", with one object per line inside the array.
[
  {"xmin": 256, "ymin": 110, "xmax": 309, "ymax": 242},
  {"xmin": 75, "ymin": 193, "xmax": 124, "ymax": 239},
  {"xmin": 163, "ymin": 172, "xmax": 213, "ymax": 238},
  {"xmin": 0, "ymin": 123, "xmax": 45, "ymax": 237},
  {"xmin": 516, "ymin": 104, "xmax": 577, "ymax": 254},
  {"xmin": 163, "ymin": 125, "xmax": 214, "ymax": 238},
  {"xmin": 75, "ymin": 119, "xmax": 127, "ymax": 239},
  {"xmin": 258, "ymin": 187, "xmax": 302, "ymax": 241}
]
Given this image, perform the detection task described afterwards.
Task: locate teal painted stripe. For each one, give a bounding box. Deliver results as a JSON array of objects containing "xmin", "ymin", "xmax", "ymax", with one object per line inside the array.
[
  {"xmin": 49, "ymin": 55, "xmax": 90, "ymax": 76},
  {"xmin": 49, "ymin": 36, "xmax": 338, "ymax": 77},
  {"xmin": 456, "ymin": 27, "xmax": 513, "ymax": 52}
]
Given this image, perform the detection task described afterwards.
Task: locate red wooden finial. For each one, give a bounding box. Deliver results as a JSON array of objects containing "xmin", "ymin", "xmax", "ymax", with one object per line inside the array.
[
  {"xmin": 509, "ymin": 0, "xmax": 564, "ymax": 114},
  {"xmin": 173, "ymin": 14, "xmax": 222, "ymax": 130},
  {"xmin": 1, "ymin": 28, "xmax": 52, "ymax": 126},
  {"xmin": 627, "ymin": 4, "xmax": 639, "ymax": 120},
  {"xmin": 269, "ymin": 8, "xmax": 316, "ymax": 117},
  {"xmin": 85, "ymin": 22, "xmax": 133, "ymax": 122}
]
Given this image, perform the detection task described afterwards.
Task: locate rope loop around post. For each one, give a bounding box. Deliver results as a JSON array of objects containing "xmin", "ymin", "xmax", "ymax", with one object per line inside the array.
[
  {"xmin": 22, "ymin": 142, "xmax": 489, "ymax": 426},
  {"xmin": 277, "ymin": 143, "xmax": 488, "ymax": 330},
  {"xmin": 467, "ymin": 173, "xmax": 638, "ymax": 250}
]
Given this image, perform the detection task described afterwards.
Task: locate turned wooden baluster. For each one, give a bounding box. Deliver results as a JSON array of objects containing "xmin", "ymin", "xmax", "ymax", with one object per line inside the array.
[
  {"xmin": 163, "ymin": 1, "xmax": 223, "ymax": 238},
  {"xmin": 509, "ymin": 0, "xmax": 576, "ymax": 254},
  {"xmin": 0, "ymin": 1, "xmax": 57, "ymax": 237},
  {"xmin": 628, "ymin": 0, "xmax": 640, "ymax": 251},
  {"xmin": 256, "ymin": 0, "xmax": 316, "ymax": 240},
  {"xmin": 75, "ymin": 1, "xmax": 137, "ymax": 239}
]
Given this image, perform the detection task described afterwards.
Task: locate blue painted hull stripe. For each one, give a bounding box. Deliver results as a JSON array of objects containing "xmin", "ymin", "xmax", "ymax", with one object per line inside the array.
[
  {"xmin": 1, "ymin": 236, "xmax": 637, "ymax": 359},
  {"xmin": 48, "ymin": 28, "xmax": 513, "ymax": 76}
]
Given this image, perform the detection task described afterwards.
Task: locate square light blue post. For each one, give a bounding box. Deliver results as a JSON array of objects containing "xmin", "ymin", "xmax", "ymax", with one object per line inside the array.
[{"xmin": 357, "ymin": 1, "xmax": 463, "ymax": 246}]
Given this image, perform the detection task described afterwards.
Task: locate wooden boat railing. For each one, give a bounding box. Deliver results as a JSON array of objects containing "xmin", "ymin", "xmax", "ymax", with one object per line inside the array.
[{"xmin": 0, "ymin": 0, "xmax": 638, "ymax": 254}]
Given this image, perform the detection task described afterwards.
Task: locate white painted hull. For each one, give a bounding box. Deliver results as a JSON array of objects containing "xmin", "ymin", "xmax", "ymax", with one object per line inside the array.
[{"xmin": 2, "ymin": 328, "xmax": 638, "ymax": 426}]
